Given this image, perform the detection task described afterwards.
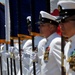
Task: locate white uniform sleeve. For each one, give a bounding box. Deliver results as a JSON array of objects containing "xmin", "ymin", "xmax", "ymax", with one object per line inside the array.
[
  {"xmin": 50, "ymin": 38, "xmax": 61, "ymax": 71},
  {"xmin": 38, "ymin": 38, "xmax": 47, "ymax": 57},
  {"xmin": 37, "ymin": 38, "xmax": 47, "ymax": 64}
]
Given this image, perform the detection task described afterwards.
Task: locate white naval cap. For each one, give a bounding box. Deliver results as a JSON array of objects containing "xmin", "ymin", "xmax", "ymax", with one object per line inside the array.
[
  {"xmin": 26, "ymin": 16, "xmax": 31, "ymax": 26},
  {"xmin": 37, "ymin": 11, "xmax": 58, "ymax": 26},
  {"xmin": 57, "ymin": 1, "xmax": 75, "ymax": 10},
  {"xmin": 57, "ymin": 1, "xmax": 75, "ymax": 20}
]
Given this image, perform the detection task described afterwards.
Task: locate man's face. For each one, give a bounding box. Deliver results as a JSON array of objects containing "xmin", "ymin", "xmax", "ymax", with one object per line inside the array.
[
  {"xmin": 28, "ymin": 26, "xmax": 32, "ymax": 34},
  {"xmin": 59, "ymin": 20, "xmax": 75, "ymax": 38},
  {"xmin": 39, "ymin": 23, "xmax": 52, "ymax": 38}
]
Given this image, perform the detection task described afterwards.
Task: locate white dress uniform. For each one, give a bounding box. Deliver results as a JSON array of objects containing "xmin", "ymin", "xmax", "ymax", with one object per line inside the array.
[
  {"xmin": 22, "ymin": 39, "xmax": 32, "ymax": 75},
  {"xmin": 1, "ymin": 44, "xmax": 16, "ymax": 75},
  {"xmin": 21, "ymin": 36, "xmax": 43, "ymax": 75},
  {"xmin": 3, "ymin": 42, "xmax": 22, "ymax": 75},
  {"xmin": 3, "ymin": 44, "xmax": 19, "ymax": 75},
  {"xmin": 38, "ymin": 32, "xmax": 61, "ymax": 75},
  {"xmin": 20, "ymin": 15, "xmax": 43, "ymax": 75},
  {"xmin": 64, "ymin": 35, "xmax": 75, "ymax": 75},
  {"xmin": 10, "ymin": 42, "xmax": 29, "ymax": 75},
  {"xmin": 1, "ymin": 44, "xmax": 12, "ymax": 75},
  {"xmin": 13, "ymin": 43, "xmax": 20, "ymax": 75},
  {"xmin": 0, "ymin": 44, "xmax": 7, "ymax": 75},
  {"xmin": 57, "ymin": 1, "xmax": 75, "ymax": 75}
]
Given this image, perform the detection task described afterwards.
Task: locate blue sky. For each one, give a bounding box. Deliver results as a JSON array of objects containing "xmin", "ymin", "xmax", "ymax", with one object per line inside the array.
[{"xmin": 0, "ymin": 0, "xmax": 5, "ymax": 4}]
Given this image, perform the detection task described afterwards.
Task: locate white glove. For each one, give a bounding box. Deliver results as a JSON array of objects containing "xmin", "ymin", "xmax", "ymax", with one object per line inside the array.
[
  {"xmin": 9, "ymin": 46, "xmax": 19, "ymax": 55},
  {"xmin": 31, "ymin": 52, "xmax": 38, "ymax": 62},
  {"xmin": 4, "ymin": 52, "xmax": 11, "ymax": 58}
]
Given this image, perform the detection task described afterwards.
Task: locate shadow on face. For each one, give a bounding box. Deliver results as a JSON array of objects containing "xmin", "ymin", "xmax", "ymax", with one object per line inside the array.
[
  {"xmin": 59, "ymin": 20, "xmax": 75, "ymax": 38},
  {"xmin": 39, "ymin": 23, "xmax": 57, "ymax": 38}
]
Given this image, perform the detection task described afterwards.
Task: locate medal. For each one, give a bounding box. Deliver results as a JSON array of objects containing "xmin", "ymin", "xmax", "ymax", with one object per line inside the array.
[
  {"xmin": 67, "ymin": 49, "xmax": 75, "ymax": 71},
  {"xmin": 44, "ymin": 46, "xmax": 50, "ymax": 62}
]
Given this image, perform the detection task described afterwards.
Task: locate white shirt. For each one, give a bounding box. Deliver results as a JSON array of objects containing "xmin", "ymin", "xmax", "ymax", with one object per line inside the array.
[{"xmin": 38, "ymin": 32, "xmax": 61, "ymax": 75}]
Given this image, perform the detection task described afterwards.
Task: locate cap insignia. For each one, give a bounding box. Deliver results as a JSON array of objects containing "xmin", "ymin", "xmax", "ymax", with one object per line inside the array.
[{"xmin": 50, "ymin": 21, "xmax": 52, "ymax": 23}]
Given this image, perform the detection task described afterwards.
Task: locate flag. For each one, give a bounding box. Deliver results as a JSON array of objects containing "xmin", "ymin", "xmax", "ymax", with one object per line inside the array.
[
  {"xmin": 0, "ymin": 2, "xmax": 5, "ymax": 43},
  {"xmin": 17, "ymin": 0, "xmax": 31, "ymax": 39},
  {"xmin": 5, "ymin": 0, "xmax": 10, "ymax": 44},
  {"xmin": 9, "ymin": 0, "xmax": 18, "ymax": 40},
  {"xmin": 30, "ymin": 0, "xmax": 47, "ymax": 36}
]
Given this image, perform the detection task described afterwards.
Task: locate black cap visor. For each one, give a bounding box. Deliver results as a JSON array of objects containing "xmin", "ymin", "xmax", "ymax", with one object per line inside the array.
[
  {"xmin": 57, "ymin": 15, "xmax": 75, "ymax": 23},
  {"xmin": 36, "ymin": 18, "xmax": 58, "ymax": 26}
]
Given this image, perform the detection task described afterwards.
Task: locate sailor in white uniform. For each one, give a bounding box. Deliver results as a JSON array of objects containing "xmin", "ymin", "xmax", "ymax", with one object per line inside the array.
[
  {"xmin": 21, "ymin": 16, "xmax": 43, "ymax": 75},
  {"xmin": 0, "ymin": 44, "xmax": 7, "ymax": 75},
  {"xmin": 37, "ymin": 11, "xmax": 61, "ymax": 75},
  {"xmin": 1, "ymin": 41, "xmax": 23, "ymax": 75},
  {"xmin": 57, "ymin": 1, "xmax": 75, "ymax": 75},
  {"xmin": 1, "ymin": 43, "xmax": 19, "ymax": 75}
]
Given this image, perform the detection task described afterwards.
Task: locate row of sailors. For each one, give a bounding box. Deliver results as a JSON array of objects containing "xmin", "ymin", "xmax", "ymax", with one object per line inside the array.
[
  {"xmin": 0, "ymin": 36, "xmax": 43, "ymax": 75},
  {"xmin": 1, "ymin": 1, "xmax": 75, "ymax": 75},
  {"xmin": 0, "ymin": 35, "xmax": 60, "ymax": 75},
  {"xmin": 0, "ymin": 10, "xmax": 61, "ymax": 75}
]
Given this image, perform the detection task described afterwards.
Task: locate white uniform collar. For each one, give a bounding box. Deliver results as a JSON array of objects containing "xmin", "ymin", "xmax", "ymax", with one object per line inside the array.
[
  {"xmin": 68, "ymin": 34, "xmax": 75, "ymax": 43},
  {"xmin": 47, "ymin": 32, "xmax": 59, "ymax": 41}
]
